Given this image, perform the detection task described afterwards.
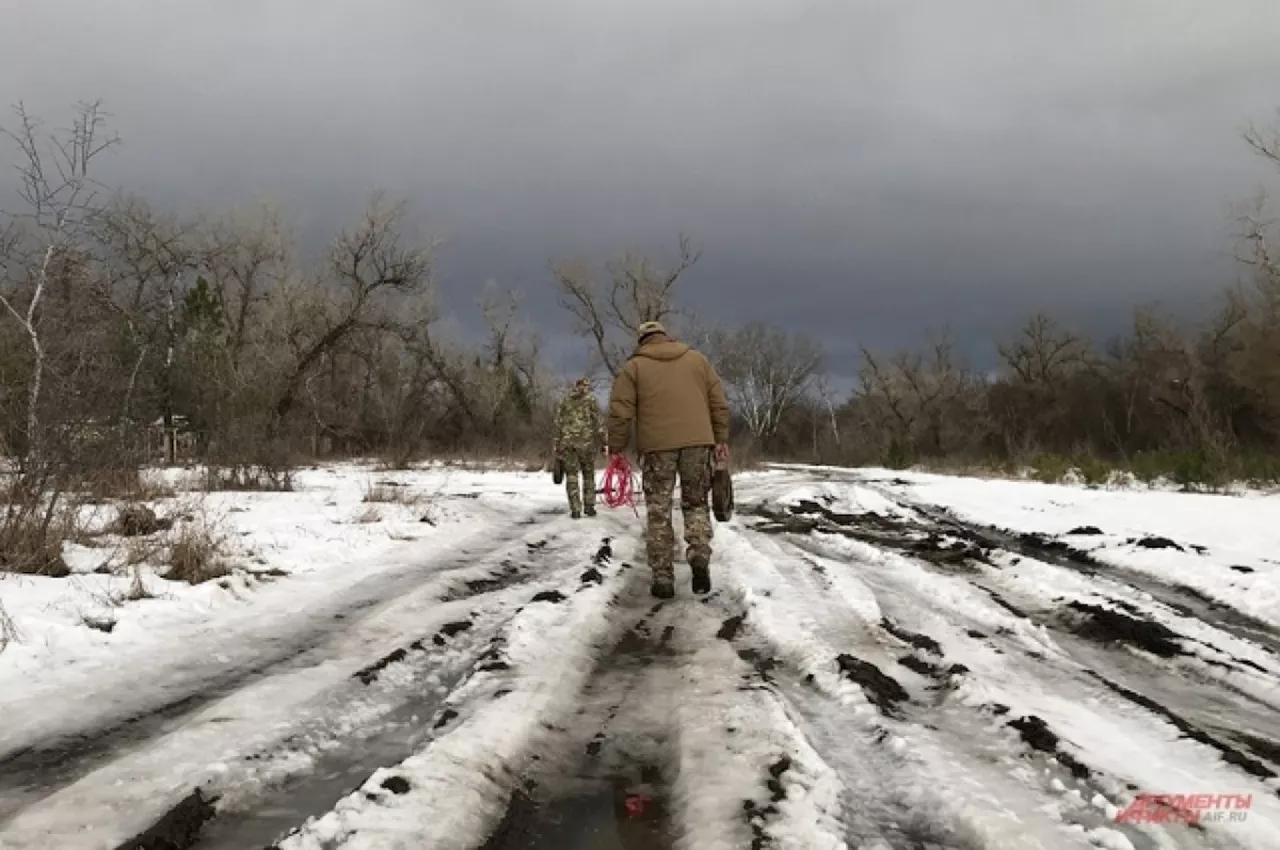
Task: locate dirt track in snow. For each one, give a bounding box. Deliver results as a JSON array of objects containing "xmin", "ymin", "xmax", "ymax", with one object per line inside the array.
[{"xmin": 3, "ymin": 469, "xmax": 1280, "ymax": 850}]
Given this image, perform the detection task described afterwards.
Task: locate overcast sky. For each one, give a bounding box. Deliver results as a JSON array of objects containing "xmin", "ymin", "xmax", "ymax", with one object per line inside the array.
[{"xmin": 3, "ymin": 0, "xmax": 1280, "ymax": 382}]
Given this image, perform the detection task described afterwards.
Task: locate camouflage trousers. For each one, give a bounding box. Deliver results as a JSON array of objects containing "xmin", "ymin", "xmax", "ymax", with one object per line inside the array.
[
  {"xmin": 562, "ymin": 446, "xmax": 598, "ymax": 515},
  {"xmin": 641, "ymin": 446, "xmax": 713, "ymax": 585}
]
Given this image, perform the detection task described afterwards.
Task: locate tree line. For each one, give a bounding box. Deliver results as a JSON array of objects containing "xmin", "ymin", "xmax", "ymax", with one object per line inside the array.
[{"xmin": 2, "ymin": 101, "xmax": 1279, "ymax": 573}]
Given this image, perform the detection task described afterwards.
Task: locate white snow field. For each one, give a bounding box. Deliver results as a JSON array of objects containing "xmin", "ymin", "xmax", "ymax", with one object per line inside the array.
[{"xmin": 1, "ymin": 462, "xmax": 1279, "ymax": 850}]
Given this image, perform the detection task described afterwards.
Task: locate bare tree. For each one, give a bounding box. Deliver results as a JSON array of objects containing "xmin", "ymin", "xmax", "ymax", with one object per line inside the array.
[
  {"xmin": 0, "ymin": 101, "xmax": 118, "ymax": 458},
  {"xmin": 996, "ymin": 313, "xmax": 1092, "ymax": 386},
  {"xmin": 201, "ymin": 202, "xmax": 290, "ymax": 365},
  {"xmin": 93, "ymin": 197, "xmax": 201, "ymax": 454},
  {"xmin": 271, "ymin": 193, "xmax": 434, "ymax": 435},
  {"xmin": 711, "ymin": 322, "xmax": 823, "ymax": 447},
  {"xmin": 1244, "ymin": 112, "xmax": 1280, "ymax": 169},
  {"xmin": 551, "ymin": 234, "xmax": 700, "ymax": 376},
  {"xmin": 814, "ymin": 374, "xmax": 842, "ymax": 453},
  {"xmin": 857, "ymin": 330, "xmax": 977, "ymax": 462}
]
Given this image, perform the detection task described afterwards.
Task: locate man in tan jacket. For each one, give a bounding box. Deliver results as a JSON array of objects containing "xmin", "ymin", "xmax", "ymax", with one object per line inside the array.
[{"xmin": 607, "ymin": 320, "xmax": 731, "ymax": 598}]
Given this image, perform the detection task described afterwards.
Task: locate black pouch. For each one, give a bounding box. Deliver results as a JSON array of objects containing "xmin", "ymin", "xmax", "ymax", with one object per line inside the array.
[
  {"xmin": 552, "ymin": 457, "xmax": 565, "ymax": 484},
  {"xmin": 711, "ymin": 462, "xmax": 734, "ymax": 522}
]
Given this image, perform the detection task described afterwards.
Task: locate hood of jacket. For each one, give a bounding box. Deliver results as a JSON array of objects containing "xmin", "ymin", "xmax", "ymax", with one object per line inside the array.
[{"xmin": 634, "ymin": 335, "xmax": 690, "ymax": 362}]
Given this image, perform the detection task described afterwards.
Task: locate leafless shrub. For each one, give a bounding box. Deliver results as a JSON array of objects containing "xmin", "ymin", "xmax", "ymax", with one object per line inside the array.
[
  {"xmin": 113, "ymin": 503, "xmax": 172, "ymax": 537},
  {"xmin": 123, "ymin": 563, "xmax": 157, "ymax": 601},
  {"xmin": 0, "ymin": 499, "xmax": 73, "ymax": 577},
  {"xmin": 1, "ymin": 600, "xmax": 21, "ymax": 650},
  {"xmin": 361, "ymin": 480, "xmax": 422, "ymax": 505},
  {"xmin": 202, "ymin": 465, "xmax": 293, "ymax": 492},
  {"xmin": 354, "ymin": 504, "xmax": 382, "ymax": 524},
  {"xmin": 77, "ymin": 467, "xmax": 144, "ymax": 502},
  {"xmin": 123, "ymin": 535, "xmax": 163, "ymax": 567},
  {"xmin": 166, "ymin": 515, "xmax": 229, "ymax": 584}
]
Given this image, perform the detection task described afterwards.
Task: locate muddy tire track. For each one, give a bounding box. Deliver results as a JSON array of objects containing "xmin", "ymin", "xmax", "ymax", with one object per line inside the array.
[
  {"xmin": 236, "ymin": 534, "xmax": 642, "ymax": 850},
  {"xmin": 473, "ymin": 599, "xmax": 682, "ymax": 850},
  {"xmin": 0, "ymin": 526, "xmax": 587, "ymax": 842},
  {"xmin": 191, "ymin": 537, "xmax": 625, "ymax": 850},
  {"xmin": 761, "ymin": 511, "xmax": 1280, "ymax": 797},
  {"xmin": 716, "ymin": 497, "xmax": 1279, "ymax": 846},
  {"xmin": 699, "ymin": 593, "xmax": 1006, "ymax": 849},
  {"xmin": 851, "ymin": 479, "xmax": 1280, "ymax": 656}
]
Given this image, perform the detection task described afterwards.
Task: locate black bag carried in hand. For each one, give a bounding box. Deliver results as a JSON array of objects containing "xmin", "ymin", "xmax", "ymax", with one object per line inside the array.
[
  {"xmin": 711, "ymin": 461, "xmax": 734, "ymax": 522},
  {"xmin": 552, "ymin": 456, "xmax": 565, "ymax": 484}
]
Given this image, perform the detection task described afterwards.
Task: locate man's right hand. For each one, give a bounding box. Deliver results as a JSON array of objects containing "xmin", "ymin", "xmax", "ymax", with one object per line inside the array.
[{"xmin": 714, "ymin": 444, "xmax": 730, "ymax": 464}]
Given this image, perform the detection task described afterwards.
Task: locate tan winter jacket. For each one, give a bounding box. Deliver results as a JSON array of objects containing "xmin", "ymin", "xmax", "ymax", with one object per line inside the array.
[{"xmin": 607, "ymin": 333, "xmax": 731, "ymax": 454}]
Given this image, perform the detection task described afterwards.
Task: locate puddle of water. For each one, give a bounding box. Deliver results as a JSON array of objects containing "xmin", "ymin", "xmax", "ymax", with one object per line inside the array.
[
  {"xmin": 195, "ymin": 692, "xmax": 448, "ymax": 850},
  {"xmin": 485, "ymin": 782, "xmax": 673, "ymax": 850}
]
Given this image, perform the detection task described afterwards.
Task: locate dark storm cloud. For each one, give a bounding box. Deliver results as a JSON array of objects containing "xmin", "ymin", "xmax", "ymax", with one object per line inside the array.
[{"xmin": 4, "ymin": 0, "xmax": 1280, "ymax": 381}]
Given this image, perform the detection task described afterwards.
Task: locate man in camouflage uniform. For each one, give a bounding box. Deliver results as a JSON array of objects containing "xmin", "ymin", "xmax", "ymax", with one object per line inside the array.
[
  {"xmin": 554, "ymin": 376, "xmax": 607, "ymax": 519},
  {"xmin": 607, "ymin": 321, "xmax": 731, "ymax": 598}
]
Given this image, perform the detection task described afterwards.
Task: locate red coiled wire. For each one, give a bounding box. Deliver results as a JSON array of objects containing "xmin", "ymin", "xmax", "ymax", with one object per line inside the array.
[{"xmin": 600, "ymin": 454, "xmax": 639, "ymax": 514}]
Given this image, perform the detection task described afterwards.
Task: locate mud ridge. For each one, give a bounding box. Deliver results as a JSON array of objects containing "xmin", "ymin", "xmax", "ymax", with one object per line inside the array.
[
  {"xmin": 1234, "ymin": 732, "xmax": 1280, "ymax": 765},
  {"xmin": 752, "ymin": 501, "xmax": 995, "ymax": 569},
  {"xmin": 718, "ymin": 614, "xmax": 747, "ymax": 642},
  {"xmin": 1084, "ymin": 670, "xmax": 1278, "ymax": 784},
  {"xmin": 835, "ymin": 654, "xmax": 909, "ymax": 718},
  {"xmin": 894, "ymin": 494, "xmax": 1280, "ymax": 655},
  {"xmin": 744, "ymin": 755, "xmax": 794, "ymax": 849},
  {"xmin": 980, "ymin": 588, "xmax": 1029, "ymax": 619},
  {"xmin": 113, "ymin": 788, "xmax": 218, "ymax": 850},
  {"xmin": 1006, "ymin": 715, "xmax": 1092, "ymax": 781},
  {"xmin": 880, "ymin": 618, "xmax": 943, "ymax": 656},
  {"xmin": 1061, "ymin": 602, "xmax": 1183, "ymax": 658},
  {"xmin": 442, "ymin": 561, "xmax": 529, "ymax": 601}
]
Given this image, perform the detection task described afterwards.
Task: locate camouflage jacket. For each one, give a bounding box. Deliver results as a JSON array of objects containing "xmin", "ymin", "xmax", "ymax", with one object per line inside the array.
[{"xmin": 555, "ymin": 388, "xmax": 606, "ymax": 450}]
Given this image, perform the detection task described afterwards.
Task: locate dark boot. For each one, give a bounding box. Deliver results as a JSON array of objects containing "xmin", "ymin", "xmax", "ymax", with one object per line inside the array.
[
  {"xmin": 690, "ymin": 555, "xmax": 711, "ymax": 595},
  {"xmin": 571, "ymin": 509, "xmax": 581, "ymax": 519},
  {"xmin": 584, "ymin": 505, "xmax": 597, "ymax": 517},
  {"xmin": 650, "ymin": 581, "xmax": 675, "ymax": 599}
]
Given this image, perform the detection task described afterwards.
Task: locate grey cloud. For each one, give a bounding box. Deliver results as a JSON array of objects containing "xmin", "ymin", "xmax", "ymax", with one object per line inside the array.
[{"xmin": 3, "ymin": 0, "xmax": 1280, "ymax": 380}]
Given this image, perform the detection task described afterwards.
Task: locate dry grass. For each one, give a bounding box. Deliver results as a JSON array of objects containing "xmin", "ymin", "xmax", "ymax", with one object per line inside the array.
[
  {"xmin": 0, "ymin": 510, "xmax": 72, "ymax": 577},
  {"xmin": 202, "ymin": 465, "xmax": 294, "ymax": 492},
  {"xmin": 354, "ymin": 504, "xmax": 383, "ymax": 524},
  {"xmin": 123, "ymin": 535, "xmax": 164, "ymax": 567},
  {"xmin": 361, "ymin": 480, "xmax": 424, "ymax": 506},
  {"xmin": 166, "ymin": 514, "xmax": 230, "ymax": 584},
  {"xmin": 0, "ymin": 599, "xmax": 20, "ymax": 651},
  {"xmin": 429, "ymin": 449, "xmax": 547, "ymax": 473},
  {"xmin": 78, "ymin": 467, "xmax": 176, "ymax": 503},
  {"xmin": 124, "ymin": 563, "xmax": 157, "ymax": 600}
]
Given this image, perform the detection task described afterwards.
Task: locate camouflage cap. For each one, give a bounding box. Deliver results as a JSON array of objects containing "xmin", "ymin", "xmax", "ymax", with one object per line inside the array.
[
  {"xmin": 574, "ymin": 376, "xmax": 592, "ymax": 390},
  {"xmin": 637, "ymin": 320, "xmax": 666, "ymax": 339}
]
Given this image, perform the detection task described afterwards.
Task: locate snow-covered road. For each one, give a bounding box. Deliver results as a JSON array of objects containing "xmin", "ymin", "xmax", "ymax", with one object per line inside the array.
[{"xmin": 2, "ymin": 464, "xmax": 1278, "ymax": 850}]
